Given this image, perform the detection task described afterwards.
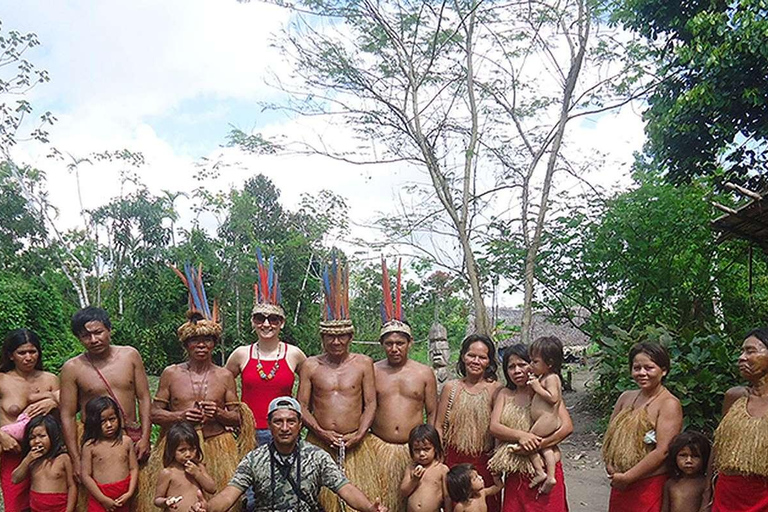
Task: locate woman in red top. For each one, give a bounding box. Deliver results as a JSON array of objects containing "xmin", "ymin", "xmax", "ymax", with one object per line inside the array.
[{"xmin": 225, "ymin": 250, "xmax": 306, "ymax": 445}]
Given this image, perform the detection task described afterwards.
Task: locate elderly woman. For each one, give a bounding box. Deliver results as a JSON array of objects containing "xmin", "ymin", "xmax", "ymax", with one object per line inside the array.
[
  {"xmin": 437, "ymin": 334, "xmax": 503, "ymax": 512},
  {"xmin": 489, "ymin": 343, "xmax": 573, "ymax": 512},
  {"xmin": 0, "ymin": 329, "xmax": 59, "ymax": 512},
  {"xmin": 602, "ymin": 342, "xmax": 682, "ymax": 512},
  {"xmin": 703, "ymin": 328, "xmax": 768, "ymax": 511}
]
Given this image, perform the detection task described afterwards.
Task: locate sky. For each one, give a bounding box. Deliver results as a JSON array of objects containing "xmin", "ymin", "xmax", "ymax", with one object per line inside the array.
[{"xmin": 2, "ymin": 1, "xmax": 647, "ymax": 306}]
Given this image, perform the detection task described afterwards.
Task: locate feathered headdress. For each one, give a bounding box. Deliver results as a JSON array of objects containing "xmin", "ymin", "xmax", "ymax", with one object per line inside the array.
[
  {"xmin": 319, "ymin": 254, "xmax": 354, "ymax": 336},
  {"xmin": 379, "ymin": 257, "xmax": 412, "ymax": 340},
  {"xmin": 252, "ymin": 248, "xmax": 285, "ymax": 318},
  {"xmin": 170, "ymin": 261, "xmax": 222, "ymax": 343}
]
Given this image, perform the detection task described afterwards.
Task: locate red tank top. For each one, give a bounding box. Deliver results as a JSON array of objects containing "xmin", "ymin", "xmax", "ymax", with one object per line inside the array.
[{"xmin": 241, "ymin": 342, "xmax": 296, "ymax": 429}]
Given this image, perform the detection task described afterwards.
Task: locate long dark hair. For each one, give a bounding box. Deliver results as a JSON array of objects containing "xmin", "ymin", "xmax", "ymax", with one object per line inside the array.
[
  {"xmin": 22, "ymin": 414, "xmax": 67, "ymax": 467},
  {"xmin": 446, "ymin": 463, "xmax": 475, "ymax": 503},
  {"xmin": 456, "ymin": 334, "xmax": 498, "ymax": 381},
  {"xmin": 408, "ymin": 423, "xmax": 443, "ymax": 461},
  {"xmin": 666, "ymin": 431, "xmax": 710, "ymax": 479},
  {"xmin": 163, "ymin": 421, "xmax": 203, "ymax": 467},
  {"xmin": 501, "ymin": 343, "xmax": 531, "ymax": 390},
  {"xmin": 82, "ymin": 396, "xmax": 123, "ymax": 446},
  {"xmin": 1, "ymin": 329, "xmax": 43, "ymax": 373}
]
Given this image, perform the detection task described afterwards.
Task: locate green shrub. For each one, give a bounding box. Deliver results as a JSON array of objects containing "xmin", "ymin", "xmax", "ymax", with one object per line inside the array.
[{"xmin": 593, "ymin": 325, "xmax": 739, "ymax": 433}]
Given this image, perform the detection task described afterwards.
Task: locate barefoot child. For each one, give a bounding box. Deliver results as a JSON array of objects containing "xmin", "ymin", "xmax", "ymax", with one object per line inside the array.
[
  {"xmin": 661, "ymin": 431, "xmax": 710, "ymax": 512},
  {"xmin": 81, "ymin": 396, "xmax": 139, "ymax": 512},
  {"xmin": 11, "ymin": 415, "xmax": 76, "ymax": 512},
  {"xmin": 400, "ymin": 424, "xmax": 450, "ymax": 512},
  {"xmin": 525, "ymin": 336, "xmax": 563, "ymax": 494},
  {"xmin": 154, "ymin": 422, "xmax": 216, "ymax": 511},
  {"xmin": 446, "ymin": 464, "xmax": 501, "ymax": 512}
]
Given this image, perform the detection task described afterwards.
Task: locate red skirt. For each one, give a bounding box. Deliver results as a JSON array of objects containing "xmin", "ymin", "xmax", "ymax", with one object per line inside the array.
[
  {"xmin": 608, "ymin": 474, "xmax": 666, "ymax": 512},
  {"xmin": 446, "ymin": 446, "xmax": 500, "ymax": 512},
  {"xmin": 30, "ymin": 490, "xmax": 69, "ymax": 512},
  {"xmin": 87, "ymin": 475, "xmax": 131, "ymax": 512},
  {"xmin": 502, "ymin": 461, "xmax": 568, "ymax": 512},
  {"xmin": 0, "ymin": 450, "xmax": 30, "ymax": 512},
  {"xmin": 712, "ymin": 473, "xmax": 768, "ymax": 512}
]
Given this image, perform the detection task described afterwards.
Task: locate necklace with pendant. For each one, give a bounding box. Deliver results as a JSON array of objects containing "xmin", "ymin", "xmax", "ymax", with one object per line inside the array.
[
  {"xmin": 256, "ymin": 342, "xmax": 281, "ymax": 380},
  {"xmin": 187, "ymin": 362, "xmax": 210, "ymax": 404}
]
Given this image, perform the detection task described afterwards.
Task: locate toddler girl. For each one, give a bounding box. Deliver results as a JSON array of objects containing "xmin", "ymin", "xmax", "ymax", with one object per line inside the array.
[
  {"xmin": 400, "ymin": 424, "xmax": 449, "ymax": 512},
  {"xmin": 11, "ymin": 414, "xmax": 76, "ymax": 512},
  {"xmin": 81, "ymin": 396, "xmax": 138, "ymax": 512},
  {"xmin": 661, "ymin": 431, "xmax": 710, "ymax": 512},
  {"xmin": 154, "ymin": 421, "xmax": 216, "ymax": 511},
  {"xmin": 446, "ymin": 464, "xmax": 502, "ymax": 512}
]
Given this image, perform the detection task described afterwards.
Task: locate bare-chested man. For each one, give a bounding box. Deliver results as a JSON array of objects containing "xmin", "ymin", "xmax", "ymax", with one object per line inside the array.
[
  {"xmin": 372, "ymin": 322, "xmax": 437, "ymax": 512},
  {"xmin": 60, "ymin": 307, "xmax": 152, "ymax": 483},
  {"xmin": 298, "ymin": 259, "xmax": 378, "ymax": 512},
  {"xmin": 141, "ymin": 309, "xmax": 253, "ymax": 512}
]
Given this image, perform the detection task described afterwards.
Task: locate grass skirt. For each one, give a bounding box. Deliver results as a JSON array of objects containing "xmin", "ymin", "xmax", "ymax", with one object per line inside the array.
[
  {"xmin": 306, "ymin": 431, "xmax": 379, "ymax": 512},
  {"xmin": 601, "ymin": 407, "xmax": 653, "ymax": 474},
  {"xmin": 714, "ymin": 396, "xmax": 768, "ymax": 477},
  {"xmin": 367, "ymin": 434, "xmax": 411, "ymax": 512},
  {"xmin": 488, "ymin": 401, "xmax": 534, "ymax": 476}
]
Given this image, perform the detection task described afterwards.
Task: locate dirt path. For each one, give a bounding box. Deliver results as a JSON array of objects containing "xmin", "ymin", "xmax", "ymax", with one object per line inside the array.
[{"xmin": 561, "ymin": 365, "xmax": 610, "ymax": 511}]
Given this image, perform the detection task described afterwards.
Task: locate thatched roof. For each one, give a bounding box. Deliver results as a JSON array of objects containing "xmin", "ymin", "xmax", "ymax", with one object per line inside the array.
[
  {"xmin": 494, "ymin": 307, "xmax": 590, "ymax": 348},
  {"xmin": 711, "ymin": 183, "xmax": 768, "ymax": 252}
]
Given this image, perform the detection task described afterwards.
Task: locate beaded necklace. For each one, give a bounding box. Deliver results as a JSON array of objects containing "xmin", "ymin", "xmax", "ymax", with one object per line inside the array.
[{"xmin": 256, "ymin": 341, "xmax": 282, "ymax": 381}]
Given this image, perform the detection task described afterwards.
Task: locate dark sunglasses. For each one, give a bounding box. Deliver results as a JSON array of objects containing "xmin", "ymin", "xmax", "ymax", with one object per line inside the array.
[{"xmin": 254, "ymin": 313, "xmax": 283, "ymax": 325}]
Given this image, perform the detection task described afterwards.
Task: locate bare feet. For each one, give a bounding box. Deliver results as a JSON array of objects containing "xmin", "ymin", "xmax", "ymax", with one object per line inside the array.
[
  {"xmin": 528, "ymin": 472, "xmax": 547, "ymax": 489},
  {"xmin": 539, "ymin": 477, "xmax": 557, "ymax": 495}
]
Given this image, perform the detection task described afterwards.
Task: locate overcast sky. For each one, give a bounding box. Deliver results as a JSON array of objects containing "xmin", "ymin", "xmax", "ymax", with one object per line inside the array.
[{"xmin": 3, "ymin": 1, "xmax": 647, "ymax": 305}]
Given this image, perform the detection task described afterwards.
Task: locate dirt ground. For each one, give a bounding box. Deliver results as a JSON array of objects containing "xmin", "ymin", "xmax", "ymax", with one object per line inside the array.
[
  {"xmin": 560, "ymin": 365, "xmax": 611, "ymax": 512},
  {"xmin": 0, "ymin": 368, "xmax": 610, "ymax": 512}
]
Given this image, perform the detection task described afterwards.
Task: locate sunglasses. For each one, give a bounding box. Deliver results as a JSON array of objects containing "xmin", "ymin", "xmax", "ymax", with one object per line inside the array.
[{"xmin": 254, "ymin": 313, "xmax": 283, "ymax": 325}]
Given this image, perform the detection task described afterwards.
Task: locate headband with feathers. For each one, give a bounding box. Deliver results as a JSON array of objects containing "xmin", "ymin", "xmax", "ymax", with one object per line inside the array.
[
  {"xmin": 379, "ymin": 257, "xmax": 411, "ymax": 340},
  {"xmin": 319, "ymin": 254, "xmax": 354, "ymax": 336},
  {"xmin": 252, "ymin": 248, "xmax": 285, "ymax": 318},
  {"xmin": 170, "ymin": 261, "xmax": 222, "ymax": 343}
]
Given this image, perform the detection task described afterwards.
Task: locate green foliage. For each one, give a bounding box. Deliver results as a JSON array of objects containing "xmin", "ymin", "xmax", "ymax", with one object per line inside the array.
[
  {"xmin": 594, "ymin": 325, "xmax": 739, "ymax": 433},
  {"xmin": 612, "ymin": 0, "xmax": 768, "ymax": 187}
]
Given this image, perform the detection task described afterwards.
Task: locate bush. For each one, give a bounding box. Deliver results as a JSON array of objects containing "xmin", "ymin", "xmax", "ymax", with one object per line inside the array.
[{"xmin": 593, "ymin": 325, "xmax": 739, "ymax": 433}]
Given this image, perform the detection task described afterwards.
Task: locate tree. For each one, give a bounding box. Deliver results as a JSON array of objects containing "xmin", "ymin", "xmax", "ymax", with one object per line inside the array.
[
  {"xmin": 612, "ymin": 0, "xmax": 768, "ymax": 188},
  {"xmin": 235, "ymin": 0, "xmax": 656, "ymax": 341}
]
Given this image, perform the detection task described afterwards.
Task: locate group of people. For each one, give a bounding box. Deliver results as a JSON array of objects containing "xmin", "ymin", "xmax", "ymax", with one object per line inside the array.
[{"xmin": 1, "ymin": 254, "xmax": 768, "ymax": 512}]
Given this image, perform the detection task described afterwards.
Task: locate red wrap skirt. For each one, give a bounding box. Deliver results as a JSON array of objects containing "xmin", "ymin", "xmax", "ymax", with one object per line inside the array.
[
  {"xmin": 608, "ymin": 474, "xmax": 666, "ymax": 512},
  {"xmin": 87, "ymin": 475, "xmax": 131, "ymax": 512},
  {"xmin": 502, "ymin": 461, "xmax": 568, "ymax": 512},
  {"xmin": 30, "ymin": 490, "xmax": 69, "ymax": 512},
  {"xmin": 446, "ymin": 445, "xmax": 500, "ymax": 512},
  {"xmin": 712, "ymin": 473, "xmax": 768, "ymax": 512},
  {"xmin": 0, "ymin": 450, "xmax": 30, "ymax": 512}
]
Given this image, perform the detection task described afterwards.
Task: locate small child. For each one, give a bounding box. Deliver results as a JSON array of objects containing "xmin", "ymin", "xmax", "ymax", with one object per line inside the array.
[
  {"xmin": 400, "ymin": 424, "xmax": 450, "ymax": 512},
  {"xmin": 11, "ymin": 414, "xmax": 76, "ymax": 512},
  {"xmin": 661, "ymin": 431, "xmax": 710, "ymax": 512},
  {"xmin": 154, "ymin": 421, "xmax": 216, "ymax": 511},
  {"xmin": 81, "ymin": 396, "xmax": 139, "ymax": 512},
  {"xmin": 525, "ymin": 336, "xmax": 564, "ymax": 494},
  {"xmin": 446, "ymin": 464, "xmax": 502, "ymax": 512}
]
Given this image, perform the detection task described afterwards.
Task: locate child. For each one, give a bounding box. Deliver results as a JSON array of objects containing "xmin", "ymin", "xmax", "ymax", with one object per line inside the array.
[
  {"xmin": 661, "ymin": 431, "xmax": 710, "ymax": 512},
  {"xmin": 81, "ymin": 396, "xmax": 139, "ymax": 512},
  {"xmin": 400, "ymin": 424, "xmax": 450, "ymax": 512},
  {"xmin": 446, "ymin": 464, "xmax": 502, "ymax": 512},
  {"xmin": 154, "ymin": 421, "xmax": 216, "ymax": 511},
  {"xmin": 525, "ymin": 336, "xmax": 563, "ymax": 494},
  {"xmin": 11, "ymin": 414, "xmax": 76, "ymax": 512}
]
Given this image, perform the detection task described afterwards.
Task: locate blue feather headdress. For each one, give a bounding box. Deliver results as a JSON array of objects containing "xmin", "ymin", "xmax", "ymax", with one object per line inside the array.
[
  {"xmin": 170, "ymin": 261, "xmax": 222, "ymax": 343},
  {"xmin": 379, "ymin": 257, "xmax": 412, "ymax": 340},
  {"xmin": 319, "ymin": 254, "xmax": 354, "ymax": 336},
  {"xmin": 252, "ymin": 248, "xmax": 285, "ymax": 318}
]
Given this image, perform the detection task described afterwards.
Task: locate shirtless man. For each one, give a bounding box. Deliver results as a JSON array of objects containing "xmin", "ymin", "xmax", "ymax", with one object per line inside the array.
[
  {"xmin": 373, "ymin": 323, "xmax": 437, "ymax": 512},
  {"xmin": 299, "ymin": 260, "xmax": 378, "ymax": 512},
  {"xmin": 60, "ymin": 306, "xmax": 151, "ymax": 481}
]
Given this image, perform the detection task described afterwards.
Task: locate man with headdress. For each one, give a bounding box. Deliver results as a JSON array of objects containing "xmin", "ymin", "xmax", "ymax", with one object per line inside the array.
[
  {"xmin": 138, "ymin": 263, "xmax": 256, "ymax": 512},
  {"xmin": 370, "ymin": 258, "xmax": 437, "ymax": 512},
  {"xmin": 297, "ymin": 257, "xmax": 378, "ymax": 512}
]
